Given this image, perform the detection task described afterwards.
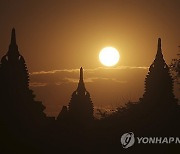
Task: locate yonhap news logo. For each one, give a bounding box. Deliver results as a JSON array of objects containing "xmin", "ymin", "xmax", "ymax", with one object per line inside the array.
[
  {"xmin": 121, "ymin": 132, "xmax": 180, "ymax": 149},
  {"xmin": 121, "ymin": 132, "xmax": 135, "ymax": 148}
]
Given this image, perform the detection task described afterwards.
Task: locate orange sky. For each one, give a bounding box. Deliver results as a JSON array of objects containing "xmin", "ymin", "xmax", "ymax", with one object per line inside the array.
[{"xmin": 0, "ymin": 0, "xmax": 179, "ymax": 116}]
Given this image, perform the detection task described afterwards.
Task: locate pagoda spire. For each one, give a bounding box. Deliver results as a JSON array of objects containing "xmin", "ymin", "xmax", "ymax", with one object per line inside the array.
[
  {"xmin": 11, "ymin": 28, "xmax": 17, "ymax": 45},
  {"xmin": 7, "ymin": 28, "xmax": 19, "ymax": 57},
  {"xmin": 155, "ymin": 38, "xmax": 165, "ymax": 63},
  {"xmin": 80, "ymin": 67, "xmax": 83, "ymax": 81},
  {"xmin": 77, "ymin": 67, "xmax": 86, "ymax": 94},
  {"xmin": 150, "ymin": 38, "xmax": 166, "ymax": 69},
  {"xmin": 158, "ymin": 38, "xmax": 161, "ymax": 51},
  {"xmin": 155, "ymin": 38, "xmax": 163, "ymax": 59}
]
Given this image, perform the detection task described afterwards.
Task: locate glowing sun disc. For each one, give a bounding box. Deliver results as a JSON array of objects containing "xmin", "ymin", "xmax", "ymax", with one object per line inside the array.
[{"xmin": 99, "ymin": 47, "xmax": 120, "ymax": 66}]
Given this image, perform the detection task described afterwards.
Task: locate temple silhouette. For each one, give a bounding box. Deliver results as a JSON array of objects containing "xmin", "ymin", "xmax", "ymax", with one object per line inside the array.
[
  {"xmin": 0, "ymin": 28, "xmax": 46, "ymax": 130},
  {"xmin": 140, "ymin": 38, "xmax": 178, "ymax": 106},
  {"xmin": 57, "ymin": 67, "xmax": 94, "ymax": 122},
  {"xmin": 0, "ymin": 29, "xmax": 179, "ymax": 153}
]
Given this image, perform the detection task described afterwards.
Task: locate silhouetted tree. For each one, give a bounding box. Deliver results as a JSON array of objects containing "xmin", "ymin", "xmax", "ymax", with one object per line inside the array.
[{"xmin": 170, "ymin": 46, "xmax": 180, "ymax": 87}]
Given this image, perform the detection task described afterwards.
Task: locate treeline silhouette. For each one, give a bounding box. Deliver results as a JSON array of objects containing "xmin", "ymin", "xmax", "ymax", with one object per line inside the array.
[{"xmin": 0, "ymin": 29, "xmax": 180, "ymax": 154}]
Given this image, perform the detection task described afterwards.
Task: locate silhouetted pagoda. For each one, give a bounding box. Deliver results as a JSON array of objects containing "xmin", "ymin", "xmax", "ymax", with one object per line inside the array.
[
  {"xmin": 57, "ymin": 106, "xmax": 68, "ymax": 121},
  {"xmin": 0, "ymin": 28, "xmax": 46, "ymax": 128},
  {"xmin": 140, "ymin": 38, "xmax": 177, "ymax": 106},
  {"xmin": 66, "ymin": 67, "xmax": 93, "ymax": 121}
]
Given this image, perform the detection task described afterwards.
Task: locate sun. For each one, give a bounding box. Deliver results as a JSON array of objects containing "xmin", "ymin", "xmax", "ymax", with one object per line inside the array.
[{"xmin": 99, "ymin": 47, "xmax": 120, "ymax": 67}]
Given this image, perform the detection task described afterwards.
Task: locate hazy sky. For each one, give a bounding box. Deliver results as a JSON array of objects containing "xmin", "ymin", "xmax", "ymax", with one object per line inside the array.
[{"xmin": 0, "ymin": 0, "xmax": 179, "ymax": 116}]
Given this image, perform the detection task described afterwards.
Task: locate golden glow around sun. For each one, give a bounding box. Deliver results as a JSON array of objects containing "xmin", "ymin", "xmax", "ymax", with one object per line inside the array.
[{"xmin": 99, "ymin": 47, "xmax": 120, "ymax": 67}]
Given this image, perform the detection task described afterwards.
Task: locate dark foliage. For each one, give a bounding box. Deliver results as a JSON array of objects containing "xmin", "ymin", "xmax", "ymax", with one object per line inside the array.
[{"xmin": 170, "ymin": 47, "xmax": 180, "ymax": 86}]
